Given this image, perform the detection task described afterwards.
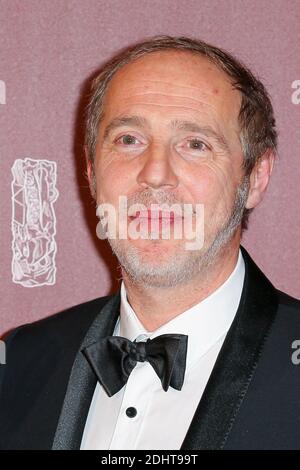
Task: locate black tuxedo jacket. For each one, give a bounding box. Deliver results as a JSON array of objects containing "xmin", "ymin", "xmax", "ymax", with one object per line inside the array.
[{"xmin": 0, "ymin": 245, "xmax": 300, "ymax": 450}]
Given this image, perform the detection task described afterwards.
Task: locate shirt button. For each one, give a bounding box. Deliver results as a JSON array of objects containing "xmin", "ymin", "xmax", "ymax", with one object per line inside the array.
[{"xmin": 126, "ymin": 407, "xmax": 137, "ymax": 418}]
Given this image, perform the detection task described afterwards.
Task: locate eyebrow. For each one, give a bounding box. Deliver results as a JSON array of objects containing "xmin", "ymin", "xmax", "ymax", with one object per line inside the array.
[
  {"xmin": 103, "ymin": 116, "xmax": 149, "ymax": 141},
  {"xmin": 103, "ymin": 115, "xmax": 230, "ymax": 152}
]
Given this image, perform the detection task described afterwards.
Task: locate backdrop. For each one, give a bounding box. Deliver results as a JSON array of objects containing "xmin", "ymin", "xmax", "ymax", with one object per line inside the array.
[{"xmin": 0, "ymin": 0, "xmax": 299, "ymax": 337}]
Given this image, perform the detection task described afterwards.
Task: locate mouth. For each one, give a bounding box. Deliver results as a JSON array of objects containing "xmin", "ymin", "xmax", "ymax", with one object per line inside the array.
[{"xmin": 128, "ymin": 209, "xmax": 183, "ymax": 223}]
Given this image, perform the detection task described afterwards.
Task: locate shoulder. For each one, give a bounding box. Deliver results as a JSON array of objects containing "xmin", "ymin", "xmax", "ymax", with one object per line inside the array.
[
  {"xmin": 3, "ymin": 293, "xmax": 116, "ymax": 355},
  {"xmin": 241, "ymin": 245, "xmax": 300, "ymax": 316},
  {"xmin": 269, "ymin": 289, "xmax": 300, "ymax": 343},
  {"xmin": 276, "ymin": 289, "xmax": 300, "ymax": 312}
]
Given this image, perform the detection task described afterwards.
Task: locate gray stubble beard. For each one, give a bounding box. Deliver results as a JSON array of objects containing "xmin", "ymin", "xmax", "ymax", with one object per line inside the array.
[{"xmin": 107, "ymin": 176, "xmax": 250, "ymax": 288}]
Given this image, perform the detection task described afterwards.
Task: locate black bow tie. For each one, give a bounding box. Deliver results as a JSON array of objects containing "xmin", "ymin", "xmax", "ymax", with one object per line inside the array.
[{"xmin": 83, "ymin": 334, "xmax": 188, "ymax": 397}]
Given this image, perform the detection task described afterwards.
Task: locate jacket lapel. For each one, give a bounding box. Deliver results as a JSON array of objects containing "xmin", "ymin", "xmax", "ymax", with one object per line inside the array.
[
  {"xmin": 52, "ymin": 292, "xmax": 121, "ymax": 450},
  {"xmin": 181, "ymin": 246, "xmax": 279, "ymax": 449}
]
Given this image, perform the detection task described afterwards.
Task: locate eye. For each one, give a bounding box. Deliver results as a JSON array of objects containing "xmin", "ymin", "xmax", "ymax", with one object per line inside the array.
[
  {"xmin": 186, "ymin": 138, "xmax": 208, "ymax": 151},
  {"xmin": 175, "ymin": 137, "xmax": 211, "ymax": 157},
  {"xmin": 115, "ymin": 134, "xmax": 141, "ymax": 146}
]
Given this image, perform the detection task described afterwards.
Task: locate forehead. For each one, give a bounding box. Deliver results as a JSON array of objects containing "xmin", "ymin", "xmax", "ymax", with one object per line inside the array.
[{"xmin": 103, "ymin": 50, "xmax": 241, "ymax": 118}]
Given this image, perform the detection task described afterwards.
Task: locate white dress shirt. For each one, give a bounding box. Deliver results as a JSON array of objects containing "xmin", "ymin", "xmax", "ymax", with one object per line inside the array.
[{"xmin": 81, "ymin": 249, "xmax": 245, "ymax": 450}]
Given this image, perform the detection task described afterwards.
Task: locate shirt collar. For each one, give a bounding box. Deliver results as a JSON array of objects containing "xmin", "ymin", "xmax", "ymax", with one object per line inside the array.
[{"xmin": 117, "ymin": 248, "xmax": 245, "ymax": 369}]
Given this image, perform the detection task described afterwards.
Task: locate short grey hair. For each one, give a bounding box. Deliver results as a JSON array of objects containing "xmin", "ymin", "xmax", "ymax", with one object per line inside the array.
[{"xmin": 85, "ymin": 35, "xmax": 277, "ymax": 230}]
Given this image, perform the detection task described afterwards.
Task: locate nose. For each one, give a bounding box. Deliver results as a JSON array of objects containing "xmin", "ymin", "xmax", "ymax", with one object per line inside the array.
[{"xmin": 136, "ymin": 142, "xmax": 179, "ymax": 191}]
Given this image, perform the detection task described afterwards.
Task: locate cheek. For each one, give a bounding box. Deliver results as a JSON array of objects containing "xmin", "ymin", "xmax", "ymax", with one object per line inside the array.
[
  {"xmin": 95, "ymin": 159, "xmax": 134, "ymax": 205},
  {"xmin": 184, "ymin": 164, "xmax": 237, "ymax": 213},
  {"xmin": 186, "ymin": 164, "xmax": 237, "ymax": 225}
]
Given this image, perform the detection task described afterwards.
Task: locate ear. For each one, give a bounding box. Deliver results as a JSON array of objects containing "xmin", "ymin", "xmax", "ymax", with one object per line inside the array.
[
  {"xmin": 245, "ymin": 150, "xmax": 275, "ymax": 210},
  {"xmin": 84, "ymin": 146, "xmax": 97, "ymax": 199}
]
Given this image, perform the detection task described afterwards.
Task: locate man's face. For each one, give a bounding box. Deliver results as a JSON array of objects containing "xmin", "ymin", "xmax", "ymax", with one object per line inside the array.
[{"xmin": 93, "ymin": 50, "xmax": 247, "ymax": 287}]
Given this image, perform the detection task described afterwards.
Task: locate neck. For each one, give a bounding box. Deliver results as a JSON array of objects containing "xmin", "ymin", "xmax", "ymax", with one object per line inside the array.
[{"xmin": 121, "ymin": 238, "xmax": 241, "ymax": 331}]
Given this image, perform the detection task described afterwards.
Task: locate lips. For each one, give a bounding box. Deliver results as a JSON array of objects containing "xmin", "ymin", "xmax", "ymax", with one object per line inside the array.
[{"xmin": 129, "ymin": 209, "xmax": 182, "ymax": 221}]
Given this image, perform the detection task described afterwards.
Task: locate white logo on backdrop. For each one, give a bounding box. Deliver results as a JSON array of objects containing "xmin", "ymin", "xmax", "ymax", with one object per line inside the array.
[
  {"xmin": 11, "ymin": 158, "xmax": 59, "ymax": 287},
  {"xmin": 0, "ymin": 80, "xmax": 6, "ymax": 104}
]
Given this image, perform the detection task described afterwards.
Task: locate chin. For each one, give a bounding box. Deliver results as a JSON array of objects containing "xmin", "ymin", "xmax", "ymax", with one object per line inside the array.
[{"xmin": 134, "ymin": 241, "xmax": 188, "ymax": 265}]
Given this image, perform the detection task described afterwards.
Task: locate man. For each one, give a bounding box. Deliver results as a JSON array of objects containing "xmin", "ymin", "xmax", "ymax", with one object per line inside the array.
[{"xmin": 0, "ymin": 35, "xmax": 299, "ymax": 450}]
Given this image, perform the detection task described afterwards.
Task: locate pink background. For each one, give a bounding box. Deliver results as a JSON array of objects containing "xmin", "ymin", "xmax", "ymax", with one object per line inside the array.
[{"xmin": 0, "ymin": 0, "xmax": 299, "ymax": 337}]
